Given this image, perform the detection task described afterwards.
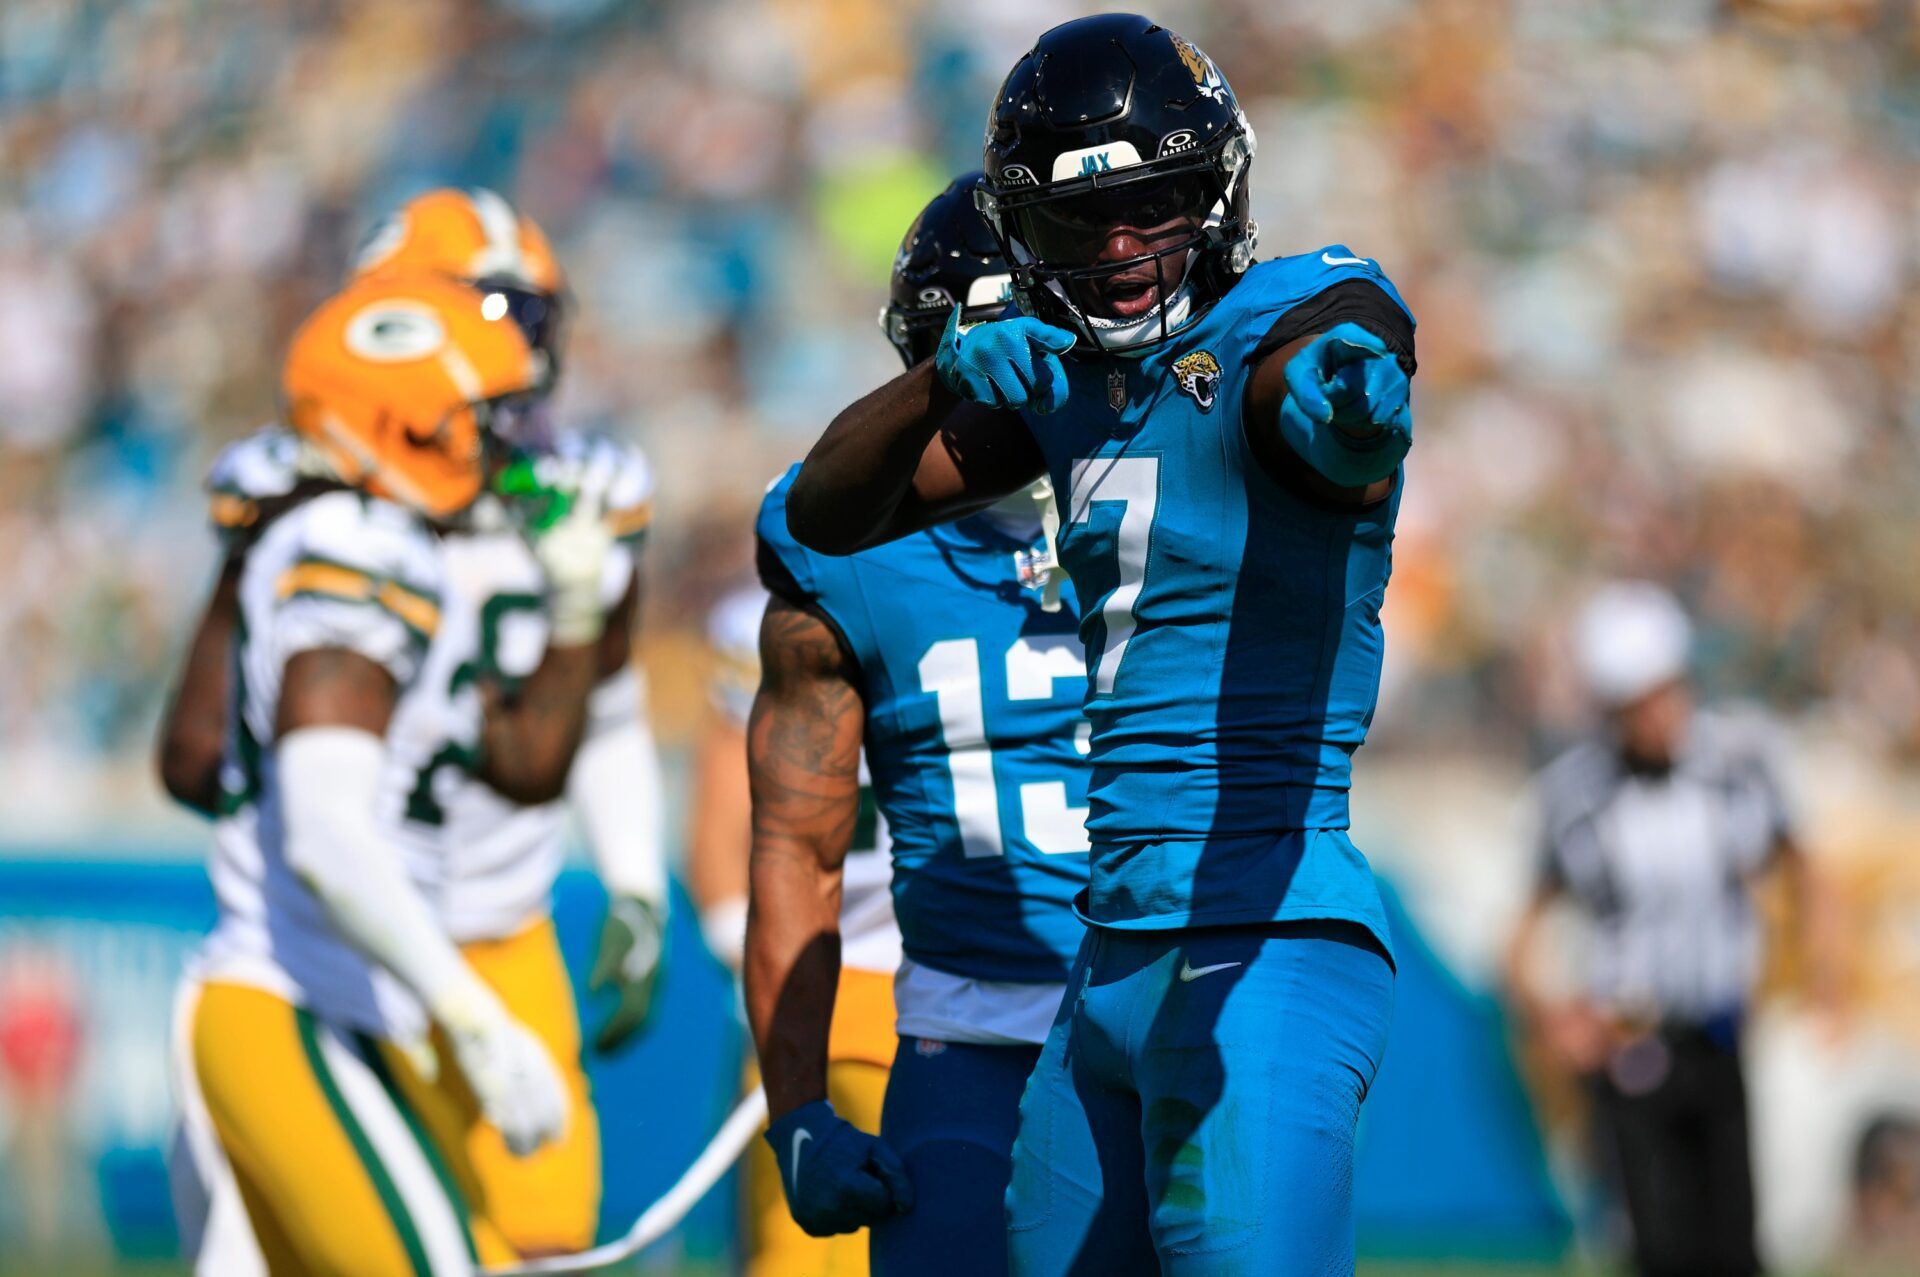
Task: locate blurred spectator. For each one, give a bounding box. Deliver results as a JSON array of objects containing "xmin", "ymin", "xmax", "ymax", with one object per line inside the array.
[
  {"xmin": 1841, "ymin": 1113, "xmax": 1920, "ymax": 1275},
  {"xmin": 1504, "ymin": 581, "xmax": 1841, "ymax": 1277}
]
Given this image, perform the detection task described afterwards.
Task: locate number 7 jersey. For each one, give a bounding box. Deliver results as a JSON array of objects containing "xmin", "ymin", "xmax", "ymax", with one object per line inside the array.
[
  {"xmin": 756, "ymin": 468, "xmax": 1090, "ymax": 988},
  {"xmin": 1019, "ymin": 248, "xmax": 1415, "ymax": 946}
]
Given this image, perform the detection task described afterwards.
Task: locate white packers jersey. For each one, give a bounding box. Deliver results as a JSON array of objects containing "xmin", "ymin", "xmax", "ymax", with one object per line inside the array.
[
  {"xmin": 707, "ymin": 584, "xmax": 901, "ymax": 975},
  {"xmin": 390, "ymin": 431, "xmax": 651, "ymax": 942},
  {"xmin": 386, "ymin": 530, "xmax": 637, "ymax": 942},
  {"xmin": 195, "ymin": 490, "xmax": 446, "ymax": 1043},
  {"xmin": 205, "ymin": 423, "xmax": 654, "ymax": 946}
]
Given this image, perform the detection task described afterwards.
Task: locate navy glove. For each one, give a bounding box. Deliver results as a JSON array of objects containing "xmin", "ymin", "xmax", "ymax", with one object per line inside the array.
[
  {"xmin": 933, "ymin": 309, "xmax": 1076, "ymax": 414},
  {"xmin": 1278, "ymin": 322, "xmax": 1412, "ymax": 487},
  {"xmin": 764, "ymin": 1099, "xmax": 913, "ymax": 1236}
]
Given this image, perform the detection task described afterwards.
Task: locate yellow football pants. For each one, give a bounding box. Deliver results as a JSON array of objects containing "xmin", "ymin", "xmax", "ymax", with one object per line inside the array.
[
  {"xmin": 386, "ymin": 915, "xmax": 602, "ymax": 1259},
  {"xmin": 745, "ymin": 966, "xmax": 898, "ymax": 1277},
  {"xmin": 189, "ymin": 979, "xmax": 506, "ymax": 1276}
]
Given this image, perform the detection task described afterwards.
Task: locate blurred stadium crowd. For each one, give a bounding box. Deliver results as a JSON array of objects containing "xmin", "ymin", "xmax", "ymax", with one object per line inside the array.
[
  {"xmin": 0, "ymin": 0, "xmax": 1908, "ymax": 828},
  {"xmin": 4, "ymin": 0, "xmax": 1920, "ymax": 1271},
  {"xmin": 0, "ymin": 0, "xmax": 1916, "ymax": 817}
]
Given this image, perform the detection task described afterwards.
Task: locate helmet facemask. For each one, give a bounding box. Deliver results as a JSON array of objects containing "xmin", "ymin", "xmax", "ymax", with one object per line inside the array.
[
  {"xmin": 879, "ymin": 283, "xmax": 1015, "ymax": 367},
  {"xmin": 982, "ymin": 130, "xmax": 1255, "ymax": 356}
]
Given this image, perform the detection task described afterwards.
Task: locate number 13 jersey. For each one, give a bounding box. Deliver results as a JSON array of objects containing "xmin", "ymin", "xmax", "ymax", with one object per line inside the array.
[{"xmin": 757, "ymin": 468, "xmax": 1090, "ymax": 993}]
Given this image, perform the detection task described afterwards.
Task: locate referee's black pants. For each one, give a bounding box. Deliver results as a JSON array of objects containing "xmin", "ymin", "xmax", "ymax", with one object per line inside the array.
[{"xmin": 1589, "ymin": 1024, "xmax": 1761, "ymax": 1277}]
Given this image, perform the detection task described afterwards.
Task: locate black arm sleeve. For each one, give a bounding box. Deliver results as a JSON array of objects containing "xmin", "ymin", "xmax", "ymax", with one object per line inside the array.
[{"xmin": 1251, "ymin": 279, "xmax": 1417, "ymax": 376}]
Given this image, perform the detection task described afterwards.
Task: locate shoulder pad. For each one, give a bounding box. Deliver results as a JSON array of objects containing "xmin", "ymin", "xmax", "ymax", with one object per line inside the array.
[
  {"xmin": 206, "ymin": 424, "xmax": 301, "ymax": 537},
  {"xmin": 276, "ymin": 493, "xmax": 444, "ymax": 640},
  {"xmin": 1246, "ymin": 248, "xmax": 1411, "ymax": 317},
  {"xmin": 752, "ymin": 465, "xmax": 819, "ymax": 599}
]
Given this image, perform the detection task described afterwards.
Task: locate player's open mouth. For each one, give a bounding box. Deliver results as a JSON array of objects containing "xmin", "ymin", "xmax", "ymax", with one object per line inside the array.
[{"xmin": 1098, "ymin": 273, "xmax": 1161, "ymax": 318}]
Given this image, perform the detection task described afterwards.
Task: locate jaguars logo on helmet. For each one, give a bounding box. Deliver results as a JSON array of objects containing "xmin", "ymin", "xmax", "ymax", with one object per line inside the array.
[
  {"xmin": 1172, "ymin": 350, "xmax": 1222, "ymax": 412},
  {"xmin": 1170, "ymin": 33, "xmax": 1229, "ymax": 103}
]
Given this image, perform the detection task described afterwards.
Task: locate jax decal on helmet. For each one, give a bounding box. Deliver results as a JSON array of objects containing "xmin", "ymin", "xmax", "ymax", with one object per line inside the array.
[{"xmin": 975, "ymin": 13, "xmax": 1258, "ymax": 353}]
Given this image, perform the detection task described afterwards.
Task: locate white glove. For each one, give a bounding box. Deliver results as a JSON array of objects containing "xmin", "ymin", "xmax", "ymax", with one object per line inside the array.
[
  {"xmin": 432, "ymin": 975, "xmax": 570, "ymax": 1157},
  {"xmin": 532, "ymin": 501, "xmax": 613, "ymax": 646}
]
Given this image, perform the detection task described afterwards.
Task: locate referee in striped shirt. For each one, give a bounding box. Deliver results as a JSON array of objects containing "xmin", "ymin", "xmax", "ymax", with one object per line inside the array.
[{"xmin": 1506, "ymin": 582, "xmax": 1834, "ymax": 1277}]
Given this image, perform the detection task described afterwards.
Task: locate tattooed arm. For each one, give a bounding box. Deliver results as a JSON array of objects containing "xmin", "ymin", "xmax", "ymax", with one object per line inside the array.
[
  {"xmin": 476, "ymin": 572, "xmax": 637, "ymax": 805},
  {"xmin": 743, "ymin": 594, "xmax": 865, "ymax": 1120}
]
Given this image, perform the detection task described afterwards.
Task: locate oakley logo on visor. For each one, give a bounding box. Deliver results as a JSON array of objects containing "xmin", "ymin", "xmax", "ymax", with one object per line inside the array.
[{"xmin": 1051, "ymin": 141, "xmax": 1144, "ymax": 183}]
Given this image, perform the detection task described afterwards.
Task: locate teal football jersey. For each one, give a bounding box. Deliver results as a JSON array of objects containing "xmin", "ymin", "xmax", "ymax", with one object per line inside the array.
[
  {"xmin": 757, "ymin": 469, "xmax": 1091, "ymax": 984},
  {"xmin": 1020, "ymin": 248, "xmax": 1413, "ymax": 945}
]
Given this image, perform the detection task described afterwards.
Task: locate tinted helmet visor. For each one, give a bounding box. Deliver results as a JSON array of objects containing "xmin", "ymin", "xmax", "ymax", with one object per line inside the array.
[
  {"xmin": 1009, "ymin": 167, "xmax": 1219, "ymax": 269},
  {"xmin": 476, "ymin": 278, "xmax": 566, "ymax": 378}
]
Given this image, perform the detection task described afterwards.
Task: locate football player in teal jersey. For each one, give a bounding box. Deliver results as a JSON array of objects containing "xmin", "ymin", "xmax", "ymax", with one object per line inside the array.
[
  {"xmin": 783, "ymin": 15, "xmax": 1415, "ymax": 1275},
  {"xmin": 745, "ymin": 174, "xmax": 1092, "ymax": 1276}
]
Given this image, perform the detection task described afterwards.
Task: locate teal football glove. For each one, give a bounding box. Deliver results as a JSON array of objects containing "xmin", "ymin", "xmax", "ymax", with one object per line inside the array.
[
  {"xmin": 933, "ymin": 309, "xmax": 1076, "ymax": 414},
  {"xmin": 589, "ymin": 893, "xmax": 664, "ymax": 1054},
  {"xmin": 1277, "ymin": 322, "xmax": 1412, "ymax": 487},
  {"xmin": 764, "ymin": 1099, "xmax": 913, "ymax": 1237}
]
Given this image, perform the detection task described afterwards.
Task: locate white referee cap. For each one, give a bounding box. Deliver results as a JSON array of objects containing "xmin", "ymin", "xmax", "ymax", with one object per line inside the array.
[{"xmin": 1574, "ymin": 580, "xmax": 1693, "ymax": 707}]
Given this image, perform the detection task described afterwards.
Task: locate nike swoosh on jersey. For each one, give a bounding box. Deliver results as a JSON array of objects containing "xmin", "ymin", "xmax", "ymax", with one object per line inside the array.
[
  {"xmin": 790, "ymin": 1128, "xmax": 812, "ymax": 1185},
  {"xmin": 1178, "ymin": 959, "xmax": 1243, "ymax": 982},
  {"xmin": 1321, "ymin": 252, "xmax": 1374, "ymax": 269}
]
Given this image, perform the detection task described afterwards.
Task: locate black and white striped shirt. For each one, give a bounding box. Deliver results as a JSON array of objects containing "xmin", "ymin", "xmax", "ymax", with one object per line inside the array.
[{"xmin": 1534, "ymin": 708, "xmax": 1796, "ymax": 1023}]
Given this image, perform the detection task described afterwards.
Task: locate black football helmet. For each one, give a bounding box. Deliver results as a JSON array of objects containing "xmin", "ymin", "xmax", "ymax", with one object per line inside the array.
[
  {"xmin": 880, "ymin": 172, "xmax": 1014, "ymax": 368},
  {"xmin": 978, "ymin": 13, "xmax": 1257, "ymax": 353}
]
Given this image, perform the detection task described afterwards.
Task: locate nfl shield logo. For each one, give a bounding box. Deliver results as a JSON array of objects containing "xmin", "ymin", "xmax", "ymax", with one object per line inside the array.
[{"xmin": 1107, "ymin": 369, "xmax": 1126, "ymax": 412}]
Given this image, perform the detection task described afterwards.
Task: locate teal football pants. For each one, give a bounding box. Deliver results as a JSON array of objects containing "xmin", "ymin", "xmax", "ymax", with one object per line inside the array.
[{"xmin": 1005, "ymin": 920, "xmax": 1393, "ymax": 1275}]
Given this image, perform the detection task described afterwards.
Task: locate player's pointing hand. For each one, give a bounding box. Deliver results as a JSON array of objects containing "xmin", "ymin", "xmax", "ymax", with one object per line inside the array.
[
  {"xmin": 765, "ymin": 1099, "xmax": 914, "ymax": 1236},
  {"xmin": 1283, "ymin": 322, "xmax": 1411, "ymax": 431},
  {"xmin": 934, "ymin": 309, "xmax": 1076, "ymax": 415},
  {"xmin": 1277, "ymin": 321, "xmax": 1413, "ymax": 487}
]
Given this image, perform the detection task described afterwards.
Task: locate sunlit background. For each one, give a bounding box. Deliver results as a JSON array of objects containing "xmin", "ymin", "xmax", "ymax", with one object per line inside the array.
[{"xmin": 2, "ymin": 0, "xmax": 1919, "ymax": 1272}]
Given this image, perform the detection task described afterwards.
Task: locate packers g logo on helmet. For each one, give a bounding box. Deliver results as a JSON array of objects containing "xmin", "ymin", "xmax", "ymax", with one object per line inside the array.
[
  {"xmin": 282, "ymin": 272, "xmax": 540, "ymax": 519},
  {"xmin": 1172, "ymin": 349, "xmax": 1222, "ymax": 412},
  {"xmin": 343, "ymin": 301, "xmax": 449, "ymax": 363}
]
